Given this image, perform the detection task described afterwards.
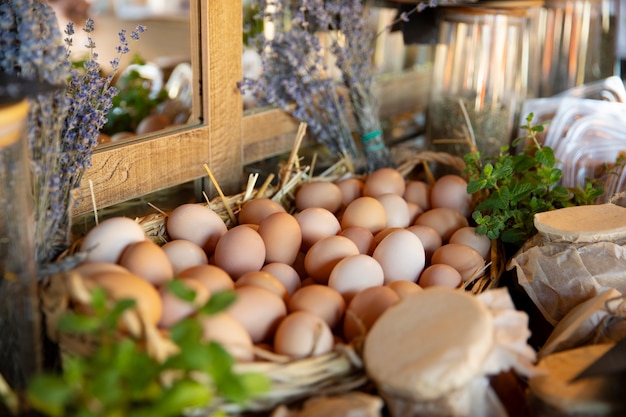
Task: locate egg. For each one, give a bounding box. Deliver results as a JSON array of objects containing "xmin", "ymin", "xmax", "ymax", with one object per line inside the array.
[
  {"xmin": 343, "ymin": 286, "xmax": 400, "ymax": 342},
  {"xmin": 235, "ymin": 270, "xmax": 290, "ymax": 303},
  {"xmin": 214, "ymin": 225, "xmax": 266, "ymax": 279},
  {"xmin": 80, "ymin": 217, "xmax": 146, "ymax": 264},
  {"xmin": 431, "ymin": 243, "xmax": 486, "ymax": 282},
  {"xmin": 177, "ymin": 264, "xmax": 235, "ymax": 293},
  {"xmin": 414, "ymin": 207, "xmax": 469, "ymax": 243},
  {"xmin": 227, "ymin": 285, "xmax": 287, "ymax": 343},
  {"xmin": 372, "ymin": 229, "xmax": 426, "ymax": 284},
  {"xmin": 238, "ymin": 198, "xmax": 286, "ymax": 225},
  {"xmin": 72, "ymin": 262, "xmax": 131, "ymax": 278},
  {"xmin": 159, "ymin": 278, "xmax": 211, "ymax": 328},
  {"xmin": 295, "ymin": 181, "xmax": 343, "ymax": 213},
  {"xmin": 304, "ymin": 235, "xmax": 360, "ymax": 285},
  {"xmin": 165, "ymin": 203, "xmax": 227, "ymax": 254},
  {"xmin": 373, "ymin": 227, "xmax": 404, "ymax": 246},
  {"xmin": 161, "ymin": 239, "xmax": 209, "ymax": 275},
  {"xmin": 386, "ymin": 280, "xmax": 423, "ymax": 298},
  {"xmin": 403, "ymin": 180, "xmax": 431, "ymax": 211},
  {"xmin": 135, "ymin": 114, "xmax": 171, "ymax": 135},
  {"xmin": 288, "ymin": 284, "xmax": 345, "ymax": 329},
  {"xmin": 376, "ymin": 193, "xmax": 411, "ymax": 228},
  {"xmin": 406, "ymin": 224, "xmax": 443, "ymax": 262},
  {"xmin": 363, "ymin": 168, "xmax": 406, "ymax": 198},
  {"xmin": 449, "ymin": 226, "xmax": 492, "ymax": 260},
  {"xmin": 335, "ymin": 177, "xmax": 364, "ymax": 207},
  {"xmin": 257, "ymin": 211, "xmax": 302, "ymax": 265},
  {"xmin": 406, "ymin": 201, "xmax": 425, "ymax": 224},
  {"xmin": 83, "ymin": 270, "xmax": 162, "ymax": 327},
  {"xmin": 118, "ymin": 240, "xmax": 174, "ymax": 285},
  {"xmin": 340, "ymin": 196, "xmax": 387, "ymax": 234},
  {"xmin": 273, "ymin": 311, "xmax": 334, "ymax": 359},
  {"xmin": 261, "ymin": 263, "xmax": 301, "ymax": 295},
  {"xmin": 294, "ymin": 207, "xmax": 341, "ymax": 250},
  {"xmin": 418, "ymin": 264, "xmax": 463, "ymax": 289},
  {"xmin": 328, "ymin": 254, "xmax": 385, "ymax": 302},
  {"xmin": 430, "ymin": 175, "xmax": 472, "ymax": 218},
  {"xmin": 339, "ymin": 226, "xmax": 375, "ymax": 255},
  {"xmin": 199, "ymin": 312, "xmax": 255, "ymax": 362}
]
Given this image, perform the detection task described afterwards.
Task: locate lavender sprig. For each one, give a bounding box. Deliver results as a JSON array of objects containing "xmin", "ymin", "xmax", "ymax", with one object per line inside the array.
[{"xmin": 0, "ymin": 0, "xmax": 145, "ymax": 266}]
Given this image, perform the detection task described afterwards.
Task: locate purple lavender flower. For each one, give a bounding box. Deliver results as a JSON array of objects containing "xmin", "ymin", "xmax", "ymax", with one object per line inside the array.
[{"xmin": 0, "ymin": 0, "xmax": 146, "ymax": 265}]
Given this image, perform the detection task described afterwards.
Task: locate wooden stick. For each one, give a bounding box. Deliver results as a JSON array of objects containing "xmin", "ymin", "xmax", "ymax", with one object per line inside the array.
[
  {"xmin": 203, "ymin": 163, "xmax": 237, "ymax": 225},
  {"xmin": 88, "ymin": 179, "xmax": 99, "ymax": 225}
]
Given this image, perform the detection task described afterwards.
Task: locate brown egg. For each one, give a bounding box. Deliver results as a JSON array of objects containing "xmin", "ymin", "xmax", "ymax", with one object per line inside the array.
[
  {"xmin": 449, "ymin": 226, "xmax": 492, "ymax": 260},
  {"xmin": 304, "ymin": 235, "xmax": 360, "ymax": 284},
  {"xmin": 373, "ymin": 227, "xmax": 404, "ymax": 246},
  {"xmin": 110, "ymin": 131, "xmax": 136, "ymax": 142},
  {"xmin": 227, "ymin": 286, "xmax": 287, "ymax": 343},
  {"xmin": 288, "ymin": 284, "xmax": 345, "ymax": 329},
  {"xmin": 72, "ymin": 262, "xmax": 130, "ymax": 278},
  {"xmin": 177, "ymin": 264, "xmax": 235, "ymax": 293},
  {"xmin": 166, "ymin": 203, "xmax": 227, "ymax": 254},
  {"xmin": 135, "ymin": 114, "xmax": 171, "ymax": 135},
  {"xmin": 418, "ymin": 264, "xmax": 463, "ymax": 289},
  {"xmin": 430, "ymin": 175, "xmax": 472, "ymax": 218},
  {"xmin": 339, "ymin": 226, "xmax": 375, "ymax": 255},
  {"xmin": 372, "ymin": 229, "xmax": 426, "ymax": 284},
  {"xmin": 274, "ymin": 311, "xmax": 334, "ymax": 359},
  {"xmin": 406, "ymin": 201, "xmax": 425, "ymax": 224},
  {"xmin": 235, "ymin": 270, "xmax": 290, "ymax": 303},
  {"xmin": 294, "ymin": 207, "xmax": 341, "ymax": 250},
  {"xmin": 159, "ymin": 278, "xmax": 210, "ymax": 328},
  {"xmin": 261, "ymin": 263, "xmax": 302, "ymax": 295},
  {"xmin": 414, "ymin": 207, "xmax": 469, "ymax": 243},
  {"xmin": 328, "ymin": 254, "xmax": 385, "ymax": 302},
  {"xmin": 118, "ymin": 240, "xmax": 174, "ymax": 285},
  {"xmin": 386, "ymin": 280, "xmax": 423, "ymax": 298},
  {"xmin": 199, "ymin": 312, "xmax": 254, "ymax": 362},
  {"xmin": 406, "ymin": 224, "xmax": 443, "ymax": 262},
  {"xmin": 258, "ymin": 212, "xmax": 302, "ymax": 265},
  {"xmin": 343, "ymin": 286, "xmax": 400, "ymax": 342},
  {"xmin": 377, "ymin": 193, "xmax": 411, "ymax": 228},
  {"xmin": 295, "ymin": 181, "xmax": 343, "ymax": 213},
  {"xmin": 431, "ymin": 243, "xmax": 486, "ymax": 282},
  {"xmin": 214, "ymin": 225, "xmax": 266, "ymax": 280},
  {"xmin": 84, "ymin": 271, "xmax": 162, "ymax": 326},
  {"xmin": 335, "ymin": 177, "xmax": 364, "ymax": 207},
  {"xmin": 363, "ymin": 168, "xmax": 406, "ymax": 198},
  {"xmin": 340, "ymin": 196, "xmax": 387, "ymax": 234},
  {"xmin": 79, "ymin": 216, "xmax": 146, "ymax": 264},
  {"xmin": 161, "ymin": 239, "xmax": 209, "ymax": 275},
  {"xmin": 403, "ymin": 180, "xmax": 431, "ymax": 211},
  {"xmin": 238, "ymin": 198, "xmax": 286, "ymax": 225}
]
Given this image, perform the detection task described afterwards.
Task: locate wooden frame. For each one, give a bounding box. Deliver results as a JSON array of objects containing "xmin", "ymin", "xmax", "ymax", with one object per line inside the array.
[
  {"xmin": 71, "ymin": 0, "xmax": 432, "ymax": 217},
  {"xmin": 72, "ymin": 0, "xmax": 243, "ymax": 216}
]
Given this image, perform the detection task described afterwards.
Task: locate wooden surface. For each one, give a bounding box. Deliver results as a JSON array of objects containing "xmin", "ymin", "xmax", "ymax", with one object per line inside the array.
[{"xmin": 71, "ymin": 2, "xmax": 432, "ymax": 217}]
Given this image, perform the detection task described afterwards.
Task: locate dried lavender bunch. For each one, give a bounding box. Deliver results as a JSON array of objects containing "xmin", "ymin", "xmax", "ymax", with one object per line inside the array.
[
  {"xmin": 0, "ymin": 0, "xmax": 144, "ymax": 267},
  {"xmin": 239, "ymin": 4, "xmax": 359, "ymax": 161}
]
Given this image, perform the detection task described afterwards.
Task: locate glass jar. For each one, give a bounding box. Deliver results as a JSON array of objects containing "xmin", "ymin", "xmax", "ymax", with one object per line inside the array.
[
  {"xmin": 0, "ymin": 100, "xmax": 41, "ymax": 389},
  {"xmin": 537, "ymin": 0, "xmax": 618, "ymax": 97},
  {"xmin": 427, "ymin": 6, "xmax": 532, "ymax": 160}
]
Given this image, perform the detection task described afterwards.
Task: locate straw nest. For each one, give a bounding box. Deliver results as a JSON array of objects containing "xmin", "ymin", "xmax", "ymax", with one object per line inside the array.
[{"xmin": 40, "ymin": 129, "xmax": 504, "ymax": 414}]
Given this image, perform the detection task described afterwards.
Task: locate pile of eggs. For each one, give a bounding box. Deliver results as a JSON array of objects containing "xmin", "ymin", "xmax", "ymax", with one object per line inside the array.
[{"xmin": 70, "ymin": 167, "xmax": 492, "ymax": 362}]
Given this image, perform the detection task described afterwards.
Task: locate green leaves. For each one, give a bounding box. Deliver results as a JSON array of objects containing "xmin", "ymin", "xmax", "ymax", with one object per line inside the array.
[
  {"xmin": 25, "ymin": 288, "xmax": 270, "ymax": 417},
  {"xmin": 465, "ymin": 113, "xmax": 603, "ymax": 247}
]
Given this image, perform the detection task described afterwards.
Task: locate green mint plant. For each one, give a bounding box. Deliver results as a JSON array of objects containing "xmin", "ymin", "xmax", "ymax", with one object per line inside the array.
[
  {"xmin": 21, "ymin": 286, "xmax": 269, "ymax": 417},
  {"xmin": 464, "ymin": 113, "xmax": 604, "ymax": 247}
]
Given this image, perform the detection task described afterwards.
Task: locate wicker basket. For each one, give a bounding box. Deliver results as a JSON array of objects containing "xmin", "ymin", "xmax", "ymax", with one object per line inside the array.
[{"xmin": 40, "ymin": 149, "xmax": 504, "ymax": 414}]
